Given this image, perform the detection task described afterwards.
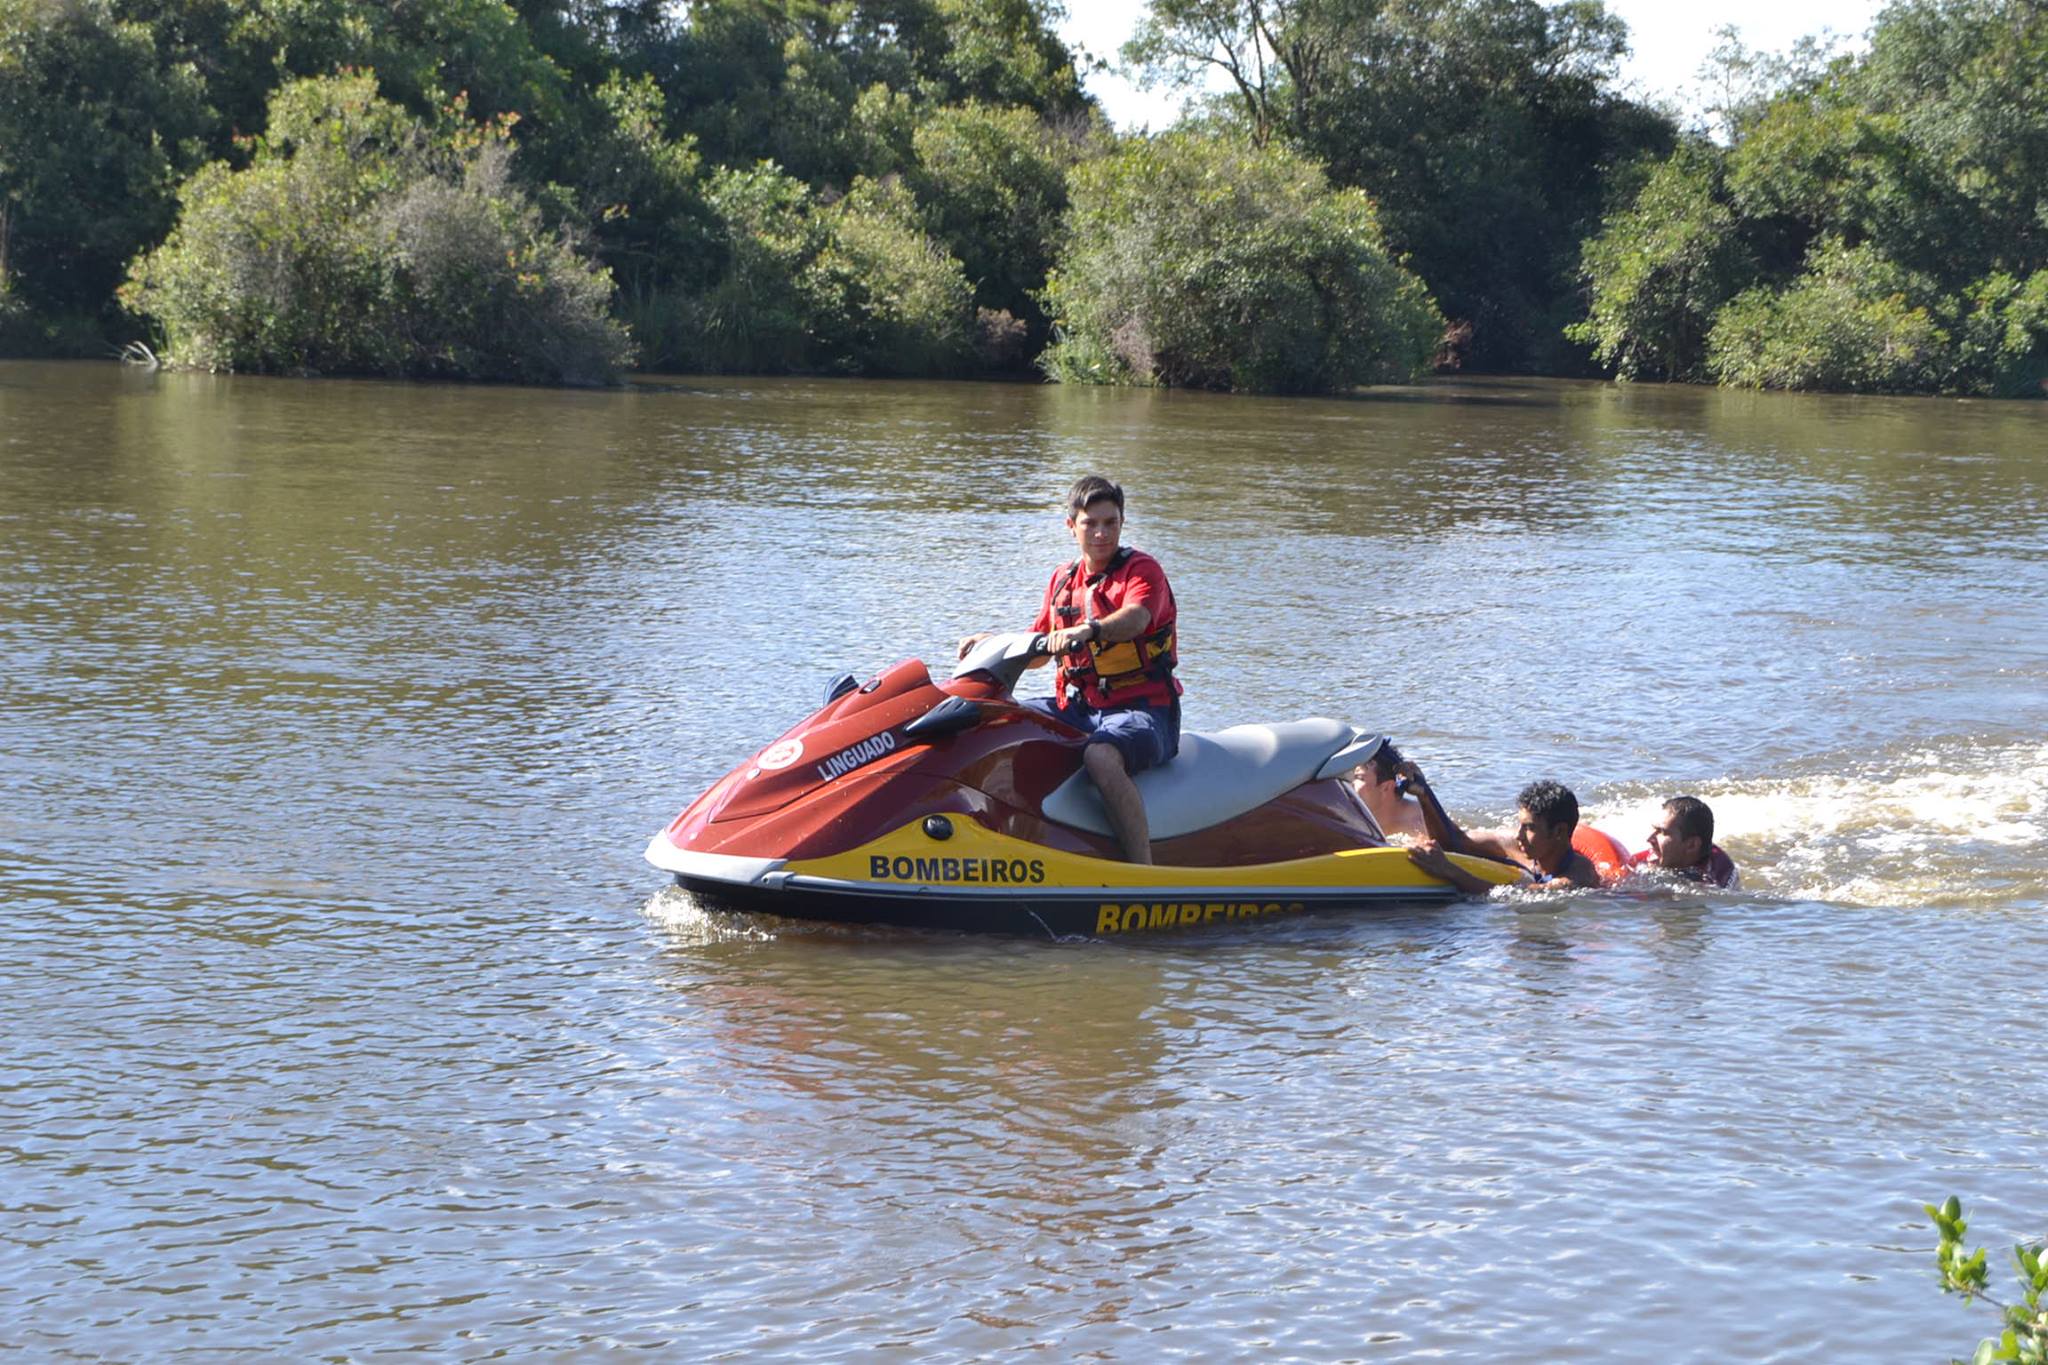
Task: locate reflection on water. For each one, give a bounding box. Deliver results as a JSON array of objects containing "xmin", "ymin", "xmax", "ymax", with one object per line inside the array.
[{"xmin": 3, "ymin": 360, "xmax": 2046, "ymax": 1358}]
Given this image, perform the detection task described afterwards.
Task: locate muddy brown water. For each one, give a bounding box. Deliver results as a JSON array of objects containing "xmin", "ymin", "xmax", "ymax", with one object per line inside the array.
[{"xmin": 3, "ymin": 360, "xmax": 2044, "ymax": 1358}]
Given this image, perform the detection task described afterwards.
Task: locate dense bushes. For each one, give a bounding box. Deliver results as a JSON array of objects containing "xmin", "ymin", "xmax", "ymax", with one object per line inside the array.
[
  {"xmin": 805, "ymin": 178, "xmax": 974, "ymax": 375},
  {"xmin": 1040, "ymin": 133, "xmax": 1442, "ymax": 393},
  {"xmin": 1567, "ymin": 149, "xmax": 1751, "ymax": 381},
  {"xmin": 1575, "ymin": 0, "xmax": 2048, "ymax": 397},
  {"xmin": 122, "ymin": 75, "xmax": 632, "ymax": 384},
  {"xmin": 907, "ymin": 101, "xmax": 1081, "ymax": 347},
  {"xmin": 1954, "ymin": 271, "xmax": 2048, "ymax": 398},
  {"xmin": 1704, "ymin": 242, "xmax": 1950, "ymax": 392},
  {"xmin": 658, "ymin": 164, "xmax": 975, "ymax": 376},
  {"xmin": 0, "ymin": 0, "xmax": 209, "ymax": 342},
  {"xmin": 1124, "ymin": 0, "xmax": 1676, "ymax": 373},
  {"xmin": 9, "ymin": 0, "xmax": 2045, "ymax": 395},
  {"xmin": 4, "ymin": 0, "xmax": 1096, "ymax": 382}
]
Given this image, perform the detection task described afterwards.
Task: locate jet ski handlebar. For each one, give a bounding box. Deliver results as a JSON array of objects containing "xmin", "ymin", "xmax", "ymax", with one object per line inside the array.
[{"xmin": 951, "ymin": 630, "xmax": 1050, "ymax": 694}]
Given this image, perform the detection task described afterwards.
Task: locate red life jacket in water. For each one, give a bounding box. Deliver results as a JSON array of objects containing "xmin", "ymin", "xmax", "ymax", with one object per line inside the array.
[{"xmin": 1629, "ymin": 845, "xmax": 1740, "ymax": 889}]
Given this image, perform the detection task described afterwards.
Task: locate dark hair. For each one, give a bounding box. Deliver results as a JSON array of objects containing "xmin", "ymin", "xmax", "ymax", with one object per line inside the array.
[
  {"xmin": 1663, "ymin": 795, "xmax": 1714, "ymax": 847},
  {"xmin": 1066, "ymin": 475, "xmax": 1124, "ymax": 516},
  {"xmin": 1517, "ymin": 779, "xmax": 1579, "ymax": 832},
  {"xmin": 1368, "ymin": 739, "xmax": 1404, "ymax": 784}
]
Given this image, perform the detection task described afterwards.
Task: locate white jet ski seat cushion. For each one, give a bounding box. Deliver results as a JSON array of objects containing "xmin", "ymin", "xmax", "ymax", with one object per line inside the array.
[{"xmin": 1042, "ymin": 719, "xmax": 1385, "ymax": 842}]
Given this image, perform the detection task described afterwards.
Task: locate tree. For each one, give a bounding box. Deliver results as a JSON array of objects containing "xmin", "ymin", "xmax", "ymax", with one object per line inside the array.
[
  {"xmin": 1575, "ymin": 0, "xmax": 2048, "ymax": 394},
  {"xmin": 1690, "ymin": 24, "xmax": 1843, "ymax": 147},
  {"xmin": 922, "ymin": 0, "xmax": 1091, "ymax": 115},
  {"xmin": 803, "ymin": 175, "xmax": 973, "ymax": 374},
  {"xmin": 670, "ymin": 160, "xmax": 975, "ymax": 374},
  {"xmin": 0, "ymin": 0, "xmax": 210, "ymax": 343},
  {"xmin": 679, "ymin": 161, "xmax": 819, "ymax": 371},
  {"xmin": 908, "ymin": 100, "xmax": 1082, "ymax": 346},
  {"xmin": 1568, "ymin": 144, "xmax": 1754, "ymax": 380},
  {"xmin": 1039, "ymin": 131, "xmax": 1442, "ymax": 393},
  {"xmin": 1122, "ymin": 0, "xmax": 1675, "ymax": 372},
  {"xmin": 567, "ymin": 72, "xmax": 711, "ymax": 296},
  {"xmin": 1704, "ymin": 239, "xmax": 1951, "ymax": 392},
  {"xmin": 659, "ymin": 0, "xmax": 1089, "ymax": 191},
  {"xmin": 122, "ymin": 73, "xmax": 632, "ymax": 383},
  {"xmin": 1952, "ymin": 270, "xmax": 2048, "ymax": 397}
]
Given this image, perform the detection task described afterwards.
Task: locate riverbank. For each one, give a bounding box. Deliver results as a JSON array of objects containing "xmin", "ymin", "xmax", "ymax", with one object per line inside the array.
[{"xmin": 11, "ymin": 3, "xmax": 2038, "ymax": 399}]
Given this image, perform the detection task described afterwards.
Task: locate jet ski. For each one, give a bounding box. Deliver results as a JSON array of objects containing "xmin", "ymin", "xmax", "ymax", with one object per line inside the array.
[{"xmin": 645, "ymin": 632, "xmax": 1520, "ymax": 937}]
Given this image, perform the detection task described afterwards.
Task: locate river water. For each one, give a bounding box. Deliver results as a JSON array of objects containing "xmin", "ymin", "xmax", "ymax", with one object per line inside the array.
[{"xmin": 2, "ymin": 359, "xmax": 2044, "ymax": 1359}]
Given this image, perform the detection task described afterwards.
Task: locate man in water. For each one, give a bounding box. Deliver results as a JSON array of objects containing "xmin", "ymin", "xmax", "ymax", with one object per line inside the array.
[
  {"xmin": 1630, "ymin": 795, "xmax": 1740, "ymax": 888},
  {"xmin": 958, "ymin": 475, "xmax": 1180, "ymax": 863},
  {"xmin": 1398, "ymin": 766, "xmax": 1603, "ymax": 892},
  {"xmin": 1348, "ymin": 739, "xmax": 1427, "ymax": 842}
]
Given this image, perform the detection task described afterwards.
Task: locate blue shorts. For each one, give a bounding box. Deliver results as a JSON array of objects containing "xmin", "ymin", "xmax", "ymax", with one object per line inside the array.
[{"xmin": 1025, "ymin": 697, "xmax": 1181, "ymax": 775}]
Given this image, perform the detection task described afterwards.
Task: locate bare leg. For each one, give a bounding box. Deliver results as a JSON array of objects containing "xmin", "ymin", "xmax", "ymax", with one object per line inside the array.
[{"xmin": 1084, "ymin": 742, "xmax": 1151, "ymax": 864}]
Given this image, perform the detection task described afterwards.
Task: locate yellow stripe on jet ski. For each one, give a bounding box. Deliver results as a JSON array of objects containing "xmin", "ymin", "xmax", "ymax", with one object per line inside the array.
[{"xmin": 781, "ymin": 819, "xmax": 1524, "ymax": 894}]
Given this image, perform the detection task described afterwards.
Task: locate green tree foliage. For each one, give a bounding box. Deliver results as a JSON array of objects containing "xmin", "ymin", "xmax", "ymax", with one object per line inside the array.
[
  {"xmin": 0, "ymin": 0, "xmax": 579, "ymax": 350},
  {"xmin": 1954, "ymin": 270, "xmax": 2048, "ymax": 398},
  {"xmin": 1847, "ymin": 0, "xmax": 2048, "ymax": 279},
  {"xmin": 926, "ymin": 0, "xmax": 1087, "ymax": 113},
  {"xmin": 114, "ymin": 0, "xmax": 572, "ymax": 138},
  {"xmin": 0, "ymin": 0, "xmax": 209, "ymax": 343},
  {"xmin": 908, "ymin": 100, "xmax": 1082, "ymax": 345},
  {"xmin": 683, "ymin": 162, "xmax": 819, "ymax": 371},
  {"xmin": 1691, "ymin": 24, "xmax": 1843, "ymax": 148},
  {"xmin": 668, "ymin": 162, "xmax": 974, "ymax": 375},
  {"xmin": 1039, "ymin": 131, "xmax": 1442, "ymax": 393},
  {"xmin": 568, "ymin": 72, "xmax": 709, "ymax": 297},
  {"xmin": 4, "ymin": 0, "xmax": 1097, "ymax": 382},
  {"xmin": 1567, "ymin": 146, "xmax": 1752, "ymax": 381},
  {"xmin": 1124, "ymin": 0, "xmax": 1676, "ymax": 372},
  {"xmin": 1705, "ymin": 239, "xmax": 1951, "ymax": 392},
  {"xmin": 1579, "ymin": 0, "xmax": 2048, "ymax": 396},
  {"xmin": 660, "ymin": 0, "xmax": 1086, "ymax": 190},
  {"xmin": 1926, "ymin": 1196, "xmax": 2048, "ymax": 1365},
  {"xmin": 804, "ymin": 175, "xmax": 973, "ymax": 373},
  {"xmin": 122, "ymin": 73, "xmax": 632, "ymax": 383}
]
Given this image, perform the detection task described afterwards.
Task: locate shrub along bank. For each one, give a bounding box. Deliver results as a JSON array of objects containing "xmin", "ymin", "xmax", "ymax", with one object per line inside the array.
[
  {"xmin": 1572, "ymin": 0, "xmax": 2048, "ymax": 397},
  {"xmin": 122, "ymin": 75, "xmax": 632, "ymax": 385},
  {"xmin": 2, "ymin": 0, "xmax": 2043, "ymax": 394},
  {"xmin": 1039, "ymin": 134, "xmax": 1442, "ymax": 393}
]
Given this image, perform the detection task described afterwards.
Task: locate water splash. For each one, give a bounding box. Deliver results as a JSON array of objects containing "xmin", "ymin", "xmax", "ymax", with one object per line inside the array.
[
  {"xmin": 1587, "ymin": 739, "xmax": 2048, "ymax": 908},
  {"xmin": 641, "ymin": 884, "xmax": 776, "ymax": 942}
]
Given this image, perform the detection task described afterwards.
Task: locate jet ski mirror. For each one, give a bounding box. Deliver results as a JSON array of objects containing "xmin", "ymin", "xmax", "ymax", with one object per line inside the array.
[
  {"xmin": 951, "ymin": 631, "xmax": 1046, "ymax": 694},
  {"xmin": 822, "ymin": 671, "xmax": 859, "ymax": 705}
]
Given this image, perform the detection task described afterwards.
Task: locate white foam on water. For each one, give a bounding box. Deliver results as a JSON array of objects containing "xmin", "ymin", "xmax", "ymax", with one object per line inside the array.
[
  {"xmin": 1584, "ymin": 739, "xmax": 2048, "ymax": 908},
  {"xmin": 640, "ymin": 883, "xmax": 776, "ymax": 942}
]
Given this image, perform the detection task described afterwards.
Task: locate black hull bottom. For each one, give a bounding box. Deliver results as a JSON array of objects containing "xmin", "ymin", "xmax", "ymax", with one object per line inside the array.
[{"xmin": 675, "ymin": 875, "xmax": 1461, "ymax": 939}]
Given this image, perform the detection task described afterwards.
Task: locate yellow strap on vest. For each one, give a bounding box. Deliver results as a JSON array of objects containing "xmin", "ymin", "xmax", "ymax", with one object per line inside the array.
[
  {"xmin": 1051, "ymin": 548, "xmax": 1177, "ymax": 701},
  {"xmin": 1088, "ymin": 625, "xmax": 1176, "ymax": 692}
]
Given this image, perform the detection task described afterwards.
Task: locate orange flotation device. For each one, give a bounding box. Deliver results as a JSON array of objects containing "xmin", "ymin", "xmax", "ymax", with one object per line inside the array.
[{"xmin": 1571, "ymin": 826, "xmax": 1635, "ymax": 885}]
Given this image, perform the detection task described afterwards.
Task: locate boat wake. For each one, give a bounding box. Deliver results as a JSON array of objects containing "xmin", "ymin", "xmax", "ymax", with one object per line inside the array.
[{"xmin": 1584, "ymin": 737, "xmax": 2048, "ymax": 909}]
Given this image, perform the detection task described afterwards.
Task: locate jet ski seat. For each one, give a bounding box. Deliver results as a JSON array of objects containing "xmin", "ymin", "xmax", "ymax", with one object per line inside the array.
[{"xmin": 1042, "ymin": 719, "xmax": 1386, "ymax": 842}]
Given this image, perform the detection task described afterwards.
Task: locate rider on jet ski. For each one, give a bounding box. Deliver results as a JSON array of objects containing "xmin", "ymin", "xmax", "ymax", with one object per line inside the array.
[{"xmin": 958, "ymin": 475, "xmax": 1181, "ymax": 863}]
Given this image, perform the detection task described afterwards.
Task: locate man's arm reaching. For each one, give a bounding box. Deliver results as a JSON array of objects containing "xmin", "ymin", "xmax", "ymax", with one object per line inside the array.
[{"xmin": 1406, "ymin": 839, "xmax": 1519, "ymax": 894}]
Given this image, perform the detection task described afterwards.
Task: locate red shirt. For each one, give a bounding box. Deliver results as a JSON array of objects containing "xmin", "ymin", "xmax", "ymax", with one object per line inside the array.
[
  {"xmin": 1628, "ymin": 845, "xmax": 1739, "ymax": 889},
  {"xmin": 1030, "ymin": 548, "xmax": 1179, "ymax": 709}
]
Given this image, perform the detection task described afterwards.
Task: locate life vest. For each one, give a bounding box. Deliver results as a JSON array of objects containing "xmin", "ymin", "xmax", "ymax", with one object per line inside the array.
[
  {"xmin": 1627, "ymin": 844, "xmax": 1740, "ymax": 889},
  {"xmin": 1570, "ymin": 826, "xmax": 1635, "ymax": 886},
  {"xmin": 1047, "ymin": 547, "xmax": 1177, "ymax": 707}
]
